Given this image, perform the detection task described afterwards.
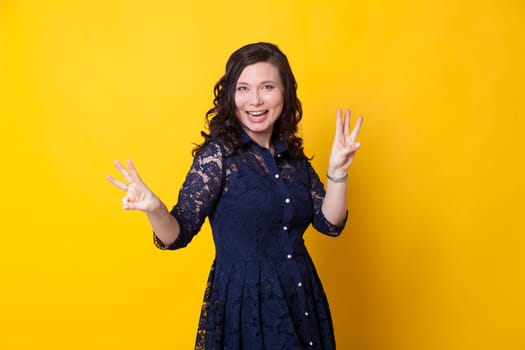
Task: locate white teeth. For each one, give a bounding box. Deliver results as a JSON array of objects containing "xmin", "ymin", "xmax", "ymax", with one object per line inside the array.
[{"xmin": 248, "ymin": 111, "xmax": 266, "ymax": 116}]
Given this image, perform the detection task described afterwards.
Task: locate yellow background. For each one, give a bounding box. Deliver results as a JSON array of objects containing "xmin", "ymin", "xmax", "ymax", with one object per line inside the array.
[{"xmin": 1, "ymin": 0, "xmax": 524, "ymax": 349}]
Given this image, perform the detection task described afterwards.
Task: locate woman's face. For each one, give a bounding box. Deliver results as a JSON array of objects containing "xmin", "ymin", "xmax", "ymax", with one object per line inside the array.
[{"xmin": 234, "ymin": 61, "xmax": 284, "ymax": 146}]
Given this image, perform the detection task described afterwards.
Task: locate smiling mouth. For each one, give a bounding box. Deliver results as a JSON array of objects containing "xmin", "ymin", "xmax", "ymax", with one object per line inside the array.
[{"xmin": 247, "ymin": 110, "xmax": 268, "ymax": 117}]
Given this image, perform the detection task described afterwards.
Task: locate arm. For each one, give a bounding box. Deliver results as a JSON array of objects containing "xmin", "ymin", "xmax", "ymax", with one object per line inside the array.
[
  {"xmin": 321, "ymin": 109, "xmax": 363, "ymax": 226},
  {"xmin": 106, "ymin": 141, "xmax": 224, "ymax": 249}
]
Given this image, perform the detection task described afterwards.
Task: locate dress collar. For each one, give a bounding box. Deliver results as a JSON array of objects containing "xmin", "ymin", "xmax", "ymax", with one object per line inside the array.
[{"xmin": 240, "ymin": 132, "xmax": 288, "ymax": 157}]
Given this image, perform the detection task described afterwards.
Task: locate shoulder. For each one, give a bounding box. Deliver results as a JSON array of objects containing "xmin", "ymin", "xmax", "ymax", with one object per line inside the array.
[
  {"xmin": 301, "ymin": 156, "xmax": 320, "ymax": 179},
  {"xmin": 195, "ymin": 138, "xmax": 227, "ymax": 159}
]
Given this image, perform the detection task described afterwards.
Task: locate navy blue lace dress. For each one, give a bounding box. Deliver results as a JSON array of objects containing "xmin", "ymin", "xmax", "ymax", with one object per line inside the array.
[{"xmin": 154, "ymin": 133, "xmax": 346, "ymax": 349}]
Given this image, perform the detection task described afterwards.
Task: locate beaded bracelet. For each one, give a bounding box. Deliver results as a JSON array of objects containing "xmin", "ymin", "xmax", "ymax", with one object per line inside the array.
[{"xmin": 326, "ymin": 173, "xmax": 348, "ymax": 183}]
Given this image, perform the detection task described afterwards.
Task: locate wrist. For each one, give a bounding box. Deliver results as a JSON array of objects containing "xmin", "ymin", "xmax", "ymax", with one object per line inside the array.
[
  {"xmin": 327, "ymin": 167, "xmax": 347, "ymax": 178},
  {"xmin": 326, "ymin": 172, "xmax": 348, "ymax": 183},
  {"xmin": 146, "ymin": 197, "xmax": 166, "ymax": 215}
]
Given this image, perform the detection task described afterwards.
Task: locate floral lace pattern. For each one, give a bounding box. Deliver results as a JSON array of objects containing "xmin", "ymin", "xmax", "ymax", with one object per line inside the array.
[{"xmin": 155, "ymin": 135, "xmax": 346, "ymax": 349}]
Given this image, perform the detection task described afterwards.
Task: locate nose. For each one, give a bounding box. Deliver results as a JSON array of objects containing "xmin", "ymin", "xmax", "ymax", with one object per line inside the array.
[{"xmin": 250, "ymin": 90, "xmax": 263, "ymax": 105}]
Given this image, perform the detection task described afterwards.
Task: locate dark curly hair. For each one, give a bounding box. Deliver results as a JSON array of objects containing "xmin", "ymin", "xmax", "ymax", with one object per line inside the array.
[{"xmin": 193, "ymin": 42, "xmax": 305, "ymax": 159}]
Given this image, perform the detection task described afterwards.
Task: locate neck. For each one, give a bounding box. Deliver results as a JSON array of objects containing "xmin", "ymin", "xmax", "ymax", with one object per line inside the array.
[
  {"xmin": 255, "ymin": 138, "xmax": 274, "ymax": 155},
  {"xmin": 245, "ymin": 131, "xmax": 273, "ymax": 151}
]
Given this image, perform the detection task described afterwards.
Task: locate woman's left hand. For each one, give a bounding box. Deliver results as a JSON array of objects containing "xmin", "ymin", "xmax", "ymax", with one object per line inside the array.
[{"xmin": 328, "ymin": 109, "xmax": 363, "ymax": 177}]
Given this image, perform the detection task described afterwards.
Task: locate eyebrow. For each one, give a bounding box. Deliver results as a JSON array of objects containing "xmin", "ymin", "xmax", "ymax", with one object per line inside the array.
[{"xmin": 236, "ymin": 80, "xmax": 277, "ymax": 85}]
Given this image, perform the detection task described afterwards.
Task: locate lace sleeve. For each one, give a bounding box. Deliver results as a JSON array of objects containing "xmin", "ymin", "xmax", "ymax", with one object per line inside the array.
[
  {"xmin": 306, "ymin": 159, "xmax": 347, "ymax": 237},
  {"xmin": 154, "ymin": 141, "xmax": 224, "ymax": 250}
]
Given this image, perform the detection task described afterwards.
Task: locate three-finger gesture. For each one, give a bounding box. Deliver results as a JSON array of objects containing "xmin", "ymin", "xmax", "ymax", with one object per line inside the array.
[
  {"xmin": 328, "ymin": 109, "xmax": 363, "ymax": 176},
  {"xmin": 106, "ymin": 160, "xmax": 161, "ymax": 212}
]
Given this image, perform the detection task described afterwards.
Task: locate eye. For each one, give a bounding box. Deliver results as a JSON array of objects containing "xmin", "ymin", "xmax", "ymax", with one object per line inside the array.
[
  {"xmin": 236, "ymin": 85, "xmax": 248, "ymax": 92},
  {"xmin": 262, "ymin": 84, "xmax": 274, "ymax": 90}
]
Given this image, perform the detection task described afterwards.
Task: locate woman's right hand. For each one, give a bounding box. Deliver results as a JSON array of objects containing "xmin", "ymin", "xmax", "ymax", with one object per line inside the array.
[{"xmin": 106, "ymin": 160, "xmax": 162, "ymax": 213}]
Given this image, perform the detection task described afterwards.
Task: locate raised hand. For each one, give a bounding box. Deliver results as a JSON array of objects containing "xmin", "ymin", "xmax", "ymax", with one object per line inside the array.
[
  {"xmin": 106, "ymin": 160, "xmax": 162, "ymax": 212},
  {"xmin": 328, "ymin": 109, "xmax": 363, "ymax": 177}
]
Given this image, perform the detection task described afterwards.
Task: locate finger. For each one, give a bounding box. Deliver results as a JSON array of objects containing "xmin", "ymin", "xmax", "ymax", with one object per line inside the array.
[
  {"xmin": 113, "ymin": 160, "xmax": 134, "ymax": 183},
  {"xmin": 349, "ymin": 116, "xmax": 363, "ymax": 143},
  {"xmin": 106, "ymin": 174, "xmax": 128, "ymax": 191},
  {"xmin": 344, "ymin": 109, "xmax": 351, "ymax": 137},
  {"xmin": 122, "ymin": 196, "xmax": 133, "ymax": 210},
  {"xmin": 339, "ymin": 144, "xmax": 361, "ymax": 168},
  {"xmin": 342, "ymin": 143, "xmax": 361, "ymax": 156},
  {"xmin": 126, "ymin": 159, "xmax": 144, "ymax": 184},
  {"xmin": 334, "ymin": 109, "xmax": 343, "ymax": 141},
  {"xmin": 122, "ymin": 195, "xmax": 144, "ymax": 211}
]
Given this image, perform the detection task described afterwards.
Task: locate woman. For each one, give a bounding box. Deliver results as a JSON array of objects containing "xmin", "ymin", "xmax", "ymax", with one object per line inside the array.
[{"xmin": 107, "ymin": 42, "xmax": 362, "ymax": 349}]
